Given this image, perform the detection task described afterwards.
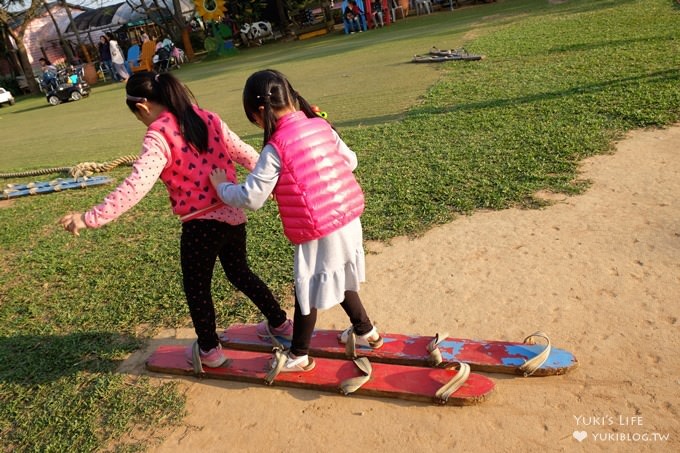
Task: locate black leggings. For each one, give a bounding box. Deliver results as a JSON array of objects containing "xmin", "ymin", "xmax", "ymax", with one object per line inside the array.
[
  {"xmin": 181, "ymin": 220, "xmax": 286, "ymax": 351},
  {"xmin": 290, "ymin": 290, "xmax": 372, "ymax": 357}
]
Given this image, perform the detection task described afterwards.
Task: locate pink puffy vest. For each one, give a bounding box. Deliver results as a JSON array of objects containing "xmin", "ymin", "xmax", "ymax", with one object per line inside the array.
[
  {"xmin": 269, "ymin": 111, "xmax": 364, "ymax": 244},
  {"xmin": 149, "ymin": 107, "xmax": 237, "ymax": 218}
]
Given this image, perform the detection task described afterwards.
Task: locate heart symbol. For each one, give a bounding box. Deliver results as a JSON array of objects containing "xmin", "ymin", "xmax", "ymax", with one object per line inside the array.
[{"xmin": 573, "ymin": 431, "xmax": 587, "ymax": 442}]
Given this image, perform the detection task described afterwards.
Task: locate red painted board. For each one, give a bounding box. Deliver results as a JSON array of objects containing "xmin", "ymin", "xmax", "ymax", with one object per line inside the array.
[
  {"xmin": 220, "ymin": 324, "xmax": 578, "ymax": 376},
  {"xmin": 146, "ymin": 345, "xmax": 495, "ymax": 406}
]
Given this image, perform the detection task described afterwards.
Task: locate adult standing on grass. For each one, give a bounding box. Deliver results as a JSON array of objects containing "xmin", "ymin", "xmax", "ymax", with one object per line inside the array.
[
  {"xmin": 209, "ymin": 69, "xmax": 383, "ymax": 373},
  {"xmin": 97, "ymin": 35, "xmax": 113, "ymax": 80},
  {"xmin": 59, "ymin": 71, "xmax": 292, "ymax": 369},
  {"xmin": 107, "ymin": 32, "xmax": 129, "ymax": 82}
]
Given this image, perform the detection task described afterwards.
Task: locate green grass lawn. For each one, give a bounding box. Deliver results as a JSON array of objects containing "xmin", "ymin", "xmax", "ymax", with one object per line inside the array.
[{"xmin": 1, "ymin": 0, "xmax": 679, "ymax": 450}]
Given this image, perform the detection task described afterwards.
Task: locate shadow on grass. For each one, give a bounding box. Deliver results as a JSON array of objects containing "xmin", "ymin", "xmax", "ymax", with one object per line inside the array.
[
  {"xmin": 237, "ymin": 111, "xmax": 407, "ymax": 139},
  {"xmin": 4, "ymin": 103, "xmax": 55, "ymax": 114},
  {"xmin": 0, "ymin": 331, "xmax": 141, "ymax": 385},
  {"xmin": 551, "ymin": 0, "xmax": 641, "ymax": 16},
  {"xmin": 549, "ymin": 34, "xmax": 676, "ymax": 54},
  {"xmin": 410, "ymin": 69, "xmax": 680, "ymax": 116}
]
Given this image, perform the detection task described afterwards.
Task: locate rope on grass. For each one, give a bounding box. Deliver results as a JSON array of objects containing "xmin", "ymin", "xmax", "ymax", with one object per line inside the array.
[
  {"xmin": 0, "ymin": 155, "xmax": 139, "ymax": 179},
  {"xmin": 0, "ymin": 166, "xmax": 71, "ymax": 179}
]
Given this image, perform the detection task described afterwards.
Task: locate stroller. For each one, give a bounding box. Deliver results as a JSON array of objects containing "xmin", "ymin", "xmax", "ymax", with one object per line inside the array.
[{"xmin": 153, "ymin": 45, "xmax": 175, "ymax": 73}]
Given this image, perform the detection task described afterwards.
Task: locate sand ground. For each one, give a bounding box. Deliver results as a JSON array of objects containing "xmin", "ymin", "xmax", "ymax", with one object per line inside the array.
[{"xmin": 119, "ymin": 125, "xmax": 680, "ymax": 452}]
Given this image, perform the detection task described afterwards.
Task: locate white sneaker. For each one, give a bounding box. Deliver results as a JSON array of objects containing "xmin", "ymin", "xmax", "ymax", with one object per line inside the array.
[
  {"xmin": 271, "ymin": 352, "xmax": 316, "ymax": 372},
  {"xmin": 338, "ymin": 326, "xmax": 383, "ymax": 349}
]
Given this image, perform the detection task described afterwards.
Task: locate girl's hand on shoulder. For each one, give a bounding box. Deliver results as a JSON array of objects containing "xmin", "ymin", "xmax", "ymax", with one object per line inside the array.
[
  {"xmin": 59, "ymin": 212, "xmax": 87, "ymax": 236},
  {"xmin": 209, "ymin": 168, "xmax": 228, "ymax": 190}
]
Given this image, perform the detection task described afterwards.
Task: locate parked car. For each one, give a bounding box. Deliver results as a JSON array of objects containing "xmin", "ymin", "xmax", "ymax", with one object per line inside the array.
[{"xmin": 0, "ymin": 87, "xmax": 15, "ymax": 107}]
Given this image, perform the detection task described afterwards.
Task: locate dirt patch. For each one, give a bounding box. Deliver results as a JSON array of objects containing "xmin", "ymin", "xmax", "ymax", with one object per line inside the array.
[{"xmin": 129, "ymin": 125, "xmax": 680, "ymax": 452}]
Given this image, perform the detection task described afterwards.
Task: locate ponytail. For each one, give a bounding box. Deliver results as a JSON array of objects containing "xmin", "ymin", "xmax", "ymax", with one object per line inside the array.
[
  {"xmin": 126, "ymin": 71, "xmax": 208, "ymax": 153},
  {"xmin": 259, "ymin": 93, "xmax": 277, "ymax": 144},
  {"xmin": 295, "ymin": 93, "xmax": 323, "ymax": 122}
]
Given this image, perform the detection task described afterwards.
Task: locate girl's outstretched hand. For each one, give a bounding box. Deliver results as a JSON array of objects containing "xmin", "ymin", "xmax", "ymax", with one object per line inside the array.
[
  {"xmin": 59, "ymin": 212, "xmax": 87, "ymax": 236},
  {"xmin": 209, "ymin": 168, "xmax": 228, "ymax": 190}
]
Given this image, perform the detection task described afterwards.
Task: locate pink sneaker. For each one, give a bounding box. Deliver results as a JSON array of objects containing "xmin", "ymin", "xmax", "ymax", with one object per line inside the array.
[
  {"xmin": 185, "ymin": 343, "xmax": 227, "ymax": 368},
  {"xmin": 256, "ymin": 319, "xmax": 293, "ymax": 340}
]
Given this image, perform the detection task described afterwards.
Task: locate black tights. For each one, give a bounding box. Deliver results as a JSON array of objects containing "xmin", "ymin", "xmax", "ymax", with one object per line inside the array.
[
  {"xmin": 290, "ymin": 290, "xmax": 372, "ymax": 357},
  {"xmin": 181, "ymin": 220, "xmax": 286, "ymax": 351}
]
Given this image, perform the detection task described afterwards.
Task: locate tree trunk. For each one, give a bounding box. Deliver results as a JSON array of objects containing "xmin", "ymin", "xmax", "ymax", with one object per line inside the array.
[
  {"xmin": 44, "ymin": 0, "xmax": 75, "ymax": 63},
  {"xmin": 0, "ymin": 0, "xmax": 43, "ymax": 93},
  {"xmin": 60, "ymin": 0, "xmax": 91, "ymax": 63},
  {"xmin": 275, "ymin": 0, "xmax": 292, "ymax": 35},
  {"xmin": 13, "ymin": 33, "xmax": 41, "ymax": 94},
  {"xmin": 170, "ymin": 0, "xmax": 194, "ymax": 60},
  {"xmin": 181, "ymin": 26, "xmax": 194, "ymax": 61}
]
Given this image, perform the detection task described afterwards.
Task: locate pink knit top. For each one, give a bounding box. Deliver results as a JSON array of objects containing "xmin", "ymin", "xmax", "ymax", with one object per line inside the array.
[{"xmin": 84, "ymin": 111, "xmax": 259, "ymax": 228}]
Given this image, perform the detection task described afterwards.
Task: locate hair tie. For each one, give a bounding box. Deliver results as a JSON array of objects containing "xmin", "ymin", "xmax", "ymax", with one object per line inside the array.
[
  {"xmin": 257, "ymin": 92, "xmax": 272, "ymax": 103},
  {"xmin": 154, "ymin": 73, "xmax": 160, "ymax": 82},
  {"xmin": 126, "ymin": 94, "xmax": 147, "ymax": 103}
]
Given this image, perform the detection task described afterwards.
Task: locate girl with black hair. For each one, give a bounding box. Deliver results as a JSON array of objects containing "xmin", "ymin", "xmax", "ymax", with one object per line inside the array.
[
  {"xmin": 209, "ymin": 69, "xmax": 382, "ymax": 373},
  {"xmin": 60, "ymin": 71, "xmax": 291, "ymax": 368}
]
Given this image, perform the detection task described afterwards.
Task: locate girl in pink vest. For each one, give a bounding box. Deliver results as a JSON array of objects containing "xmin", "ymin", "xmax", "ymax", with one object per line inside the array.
[
  {"xmin": 59, "ymin": 71, "xmax": 291, "ymax": 368},
  {"xmin": 210, "ymin": 69, "xmax": 382, "ymax": 373}
]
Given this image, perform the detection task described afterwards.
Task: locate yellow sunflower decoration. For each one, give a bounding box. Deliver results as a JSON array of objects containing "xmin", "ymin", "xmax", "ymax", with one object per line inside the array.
[{"xmin": 194, "ymin": 0, "xmax": 226, "ymax": 22}]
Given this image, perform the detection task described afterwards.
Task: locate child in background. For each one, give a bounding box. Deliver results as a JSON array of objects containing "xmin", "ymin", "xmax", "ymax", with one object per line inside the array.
[
  {"xmin": 210, "ymin": 69, "xmax": 382, "ymax": 372},
  {"xmin": 59, "ymin": 71, "xmax": 292, "ymax": 368},
  {"xmin": 371, "ymin": 0, "xmax": 385, "ymax": 28},
  {"xmin": 344, "ymin": 4, "xmax": 361, "ymax": 33}
]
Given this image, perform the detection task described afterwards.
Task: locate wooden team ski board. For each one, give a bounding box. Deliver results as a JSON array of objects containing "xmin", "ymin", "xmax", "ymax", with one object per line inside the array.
[
  {"xmin": 2, "ymin": 176, "xmax": 113, "ymax": 200},
  {"xmin": 220, "ymin": 324, "xmax": 578, "ymax": 376},
  {"xmin": 145, "ymin": 345, "xmax": 495, "ymax": 406}
]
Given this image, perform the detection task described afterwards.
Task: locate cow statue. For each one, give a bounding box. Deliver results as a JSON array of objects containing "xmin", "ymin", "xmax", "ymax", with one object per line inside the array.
[{"xmin": 240, "ymin": 21, "xmax": 274, "ymax": 47}]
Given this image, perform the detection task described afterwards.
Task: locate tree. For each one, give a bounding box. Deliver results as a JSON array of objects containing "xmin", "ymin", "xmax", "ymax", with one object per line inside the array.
[
  {"xmin": 58, "ymin": 0, "xmax": 90, "ymax": 63},
  {"xmin": 0, "ymin": 0, "xmax": 42, "ymax": 93},
  {"xmin": 170, "ymin": 0, "xmax": 193, "ymax": 60},
  {"xmin": 43, "ymin": 0, "xmax": 75, "ymax": 63}
]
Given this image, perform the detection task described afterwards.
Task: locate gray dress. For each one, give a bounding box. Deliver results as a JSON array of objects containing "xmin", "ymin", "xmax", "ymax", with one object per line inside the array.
[{"xmin": 215, "ymin": 131, "xmax": 365, "ymax": 316}]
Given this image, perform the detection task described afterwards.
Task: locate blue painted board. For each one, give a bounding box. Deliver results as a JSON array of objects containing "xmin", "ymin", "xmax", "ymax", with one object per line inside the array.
[{"xmin": 2, "ymin": 176, "xmax": 113, "ymax": 199}]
